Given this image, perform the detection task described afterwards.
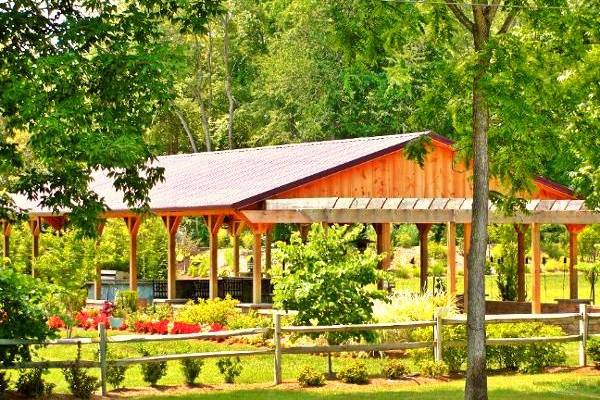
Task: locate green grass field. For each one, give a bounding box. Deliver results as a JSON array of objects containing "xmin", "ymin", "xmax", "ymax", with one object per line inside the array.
[{"xmin": 394, "ymin": 273, "xmax": 593, "ymax": 304}]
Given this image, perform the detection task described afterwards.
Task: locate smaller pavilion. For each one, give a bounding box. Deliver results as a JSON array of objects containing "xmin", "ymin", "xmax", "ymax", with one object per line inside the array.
[{"xmin": 4, "ymin": 132, "xmax": 599, "ymax": 312}]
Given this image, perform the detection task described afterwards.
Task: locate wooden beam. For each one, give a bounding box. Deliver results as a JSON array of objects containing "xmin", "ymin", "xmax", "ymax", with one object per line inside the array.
[
  {"xmin": 29, "ymin": 217, "xmax": 42, "ymax": 278},
  {"xmin": 463, "ymin": 223, "xmax": 472, "ymax": 311},
  {"xmin": 2, "ymin": 221, "xmax": 10, "ymax": 259},
  {"xmin": 205, "ymin": 215, "xmax": 224, "ymax": 299},
  {"xmin": 514, "ymin": 224, "xmax": 529, "ymax": 302},
  {"xmin": 124, "ymin": 216, "xmax": 142, "ymax": 293},
  {"xmin": 447, "ymin": 222, "xmax": 457, "ymax": 296},
  {"xmin": 265, "ymin": 228, "xmax": 273, "ymax": 271},
  {"xmin": 161, "ymin": 215, "xmax": 182, "ymax": 300},
  {"xmin": 566, "ymin": 224, "xmax": 586, "ymax": 300},
  {"xmin": 417, "ymin": 224, "xmax": 432, "ymax": 293},
  {"xmin": 531, "ymin": 223, "xmax": 542, "ymax": 313},
  {"xmin": 43, "ymin": 216, "xmax": 67, "ymax": 233}
]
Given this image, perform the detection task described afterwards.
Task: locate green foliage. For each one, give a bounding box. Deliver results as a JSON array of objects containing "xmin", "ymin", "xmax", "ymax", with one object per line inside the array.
[
  {"xmin": 297, "ymin": 365, "xmax": 325, "ymax": 387},
  {"xmin": 62, "ymin": 343, "xmax": 99, "ymax": 400},
  {"xmin": 337, "ymin": 360, "xmax": 369, "ymax": 384},
  {"xmin": 579, "ymin": 262, "xmax": 600, "ymax": 303},
  {"xmin": 442, "ymin": 325, "xmax": 468, "ymax": 373},
  {"xmin": 419, "ymin": 360, "xmax": 448, "ymax": 378},
  {"xmin": 138, "ymin": 346, "xmax": 168, "ymax": 386},
  {"xmin": 15, "ymin": 368, "xmax": 54, "ymax": 399},
  {"xmin": 587, "ymin": 337, "xmax": 600, "ymax": 367},
  {"xmin": 382, "ymin": 360, "xmax": 409, "ymax": 380},
  {"xmin": 273, "ymin": 224, "xmax": 385, "ymax": 344},
  {"xmin": 176, "ymin": 296, "xmax": 239, "ymax": 325},
  {"xmin": 180, "ymin": 359, "xmax": 204, "ymax": 385},
  {"xmin": 0, "ymin": 269, "xmax": 56, "ymax": 366},
  {"xmin": 115, "ymin": 290, "xmax": 139, "ymax": 314},
  {"xmin": 188, "ymin": 253, "xmax": 210, "ymax": 278},
  {"xmin": 104, "ymin": 349, "xmax": 129, "ymax": 389},
  {"xmin": 226, "ymin": 311, "xmax": 271, "ymax": 331},
  {"xmin": 393, "ymin": 225, "xmax": 419, "ymax": 248},
  {"xmin": 216, "ymin": 357, "xmax": 242, "ymax": 384},
  {"xmin": 0, "ymin": 372, "xmax": 9, "ymax": 395},
  {"xmin": 495, "ymin": 242, "xmax": 518, "ymax": 301},
  {"xmin": 579, "ymin": 225, "xmax": 600, "ymax": 262}
]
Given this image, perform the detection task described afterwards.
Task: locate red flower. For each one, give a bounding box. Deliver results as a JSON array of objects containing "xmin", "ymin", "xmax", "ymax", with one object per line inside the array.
[
  {"xmin": 170, "ymin": 322, "xmax": 201, "ymax": 335},
  {"xmin": 47, "ymin": 315, "xmax": 65, "ymax": 330},
  {"xmin": 208, "ymin": 323, "xmax": 225, "ymax": 332}
]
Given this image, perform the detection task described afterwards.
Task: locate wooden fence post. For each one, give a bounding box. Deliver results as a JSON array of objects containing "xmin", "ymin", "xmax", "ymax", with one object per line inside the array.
[
  {"xmin": 98, "ymin": 323, "xmax": 108, "ymax": 396},
  {"xmin": 273, "ymin": 313, "xmax": 282, "ymax": 385},
  {"xmin": 579, "ymin": 303, "xmax": 588, "ymax": 367},
  {"xmin": 434, "ymin": 309, "xmax": 443, "ymax": 362}
]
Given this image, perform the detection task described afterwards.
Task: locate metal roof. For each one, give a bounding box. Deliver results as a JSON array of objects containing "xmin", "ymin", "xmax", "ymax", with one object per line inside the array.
[
  {"xmin": 16, "ymin": 132, "xmax": 428, "ymax": 214},
  {"xmin": 239, "ymin": 197, "xmax": 600, "ymax": 224}
]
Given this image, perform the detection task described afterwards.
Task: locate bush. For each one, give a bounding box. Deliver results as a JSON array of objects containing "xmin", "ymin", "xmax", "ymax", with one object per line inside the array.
[
  {"xmin": 216, "ymin": 357, "xmax": 243, "ymax": 384},
  {"xmin": 337, "ymin": 360, "xmax": 369, "ymax": 384},
  {"xmin": 180, "ymin": 359, "xmax": 204, "ymax": 385},
  {"xmin": 15, "ymin": 368, "xmax": 54, "ymax": 398},
  {"xmin": 419, "ymin": 360, "xmax": 448, "ymax": 378},
  {"xmin": 0, "ymin": 372, "xmax": 9, "ymax": 394},
  {"xmin": 382, "ymin": 360, "xmax": 409, "ymax": 380},
  {"xmin": 115, "ymin": 290, "xmax": 138, "ymax": 313},
  {"xmin": 586, "ymin": 337, "xmax": 600, "ymax": 368},
  {"xmin": 442, "ymin": 326, "xmax": 467, "ymax": 372},
  {"xmin": 176, "ymin": 296, "xmax": 239, "ymax": 325},
  {"xmin": 139, "ymin": 346, "xmax": 168, "ymax": 386},
  {"xmin": 297, "ymin": 365, "xmax": 325, "ymax": 387},
  {"xmin": 393, "ymin": 225, "xmax": 419, "ymax": 248},
  {"xmin": 62, "ymin": 344, "xmax": 99, "ymax": 399},
  {"xmin": 188, "ymin": 254, "xmax": 210, "ymax": 277},
  {"xmin": 104, "ymin": 349, "xmax": 129, "ymax": 389}
]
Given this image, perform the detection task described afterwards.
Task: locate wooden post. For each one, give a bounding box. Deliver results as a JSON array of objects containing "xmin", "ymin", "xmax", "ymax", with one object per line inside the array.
[
  {"xmin": 162, "ymin": 216, "xmax": 182, "ymax": 300},
  {"xmin": 273, "ymin": 312, "xmax": 282, "ymax": 385},
  {"xmin": 2, "ymin": 221, "xmax": 10, "ymax": 259},
  {"xmin": 567, "ymin": 224, "xmax": 586, "ymax": 300},
  {"xmin": 98, "ymin": 323, "xmax": 107, "ymax": 396},
  {"xmin": 417, "ymin": 224, "xmax": 432, "ymax": 293},
  {"xmin": 579, "ymin": 303, "xmax": 588, "ymax": 367},
  {"xmin": 265, "ymin": 228, "xmax": 272, "ymax": 271},
  {"xmin": 514, "ymin": 224, "xmax": 529, "ymax": 302},
  {"xmin": 230, "ymin": 221, "xmax": 244, "ymax": 277},
  {"xmin": 299, "ymin": 224, "xmax": 309, "ymax": 243},
  {"xmin": 29, "ymin": 217, "xmax": 42, "ymax": 278},
  {"xmin": 124, "ymin": 216, "xmax": 142, "ymax": 293},
  {"xmin": 531, "ymin": 223, "xmax": 542, "ymax": 314},
  {"xmin": 434, "ymin": 309, "xmax": 443, "ymax": 362},
  {"xmin": 205, "ymin": 215, "xmax": 224, "ymax": 299},
  {"xmin": 94, "ymin": 222, "xmax": 105, "ymax": 300},
  {"xmin": 253, "ymin": 230, "xmax": 263, "ymax": 304},
  {"xmin": 447, "ymin": 222, "xmax": 457, "ymax": 296},
  {"xmin": 463, "ymin": 223, "xmax": 471, "ymax": 312},
  {"xmin": 375, "ymin": 223, "xmax": 392, "ymax": 290}
]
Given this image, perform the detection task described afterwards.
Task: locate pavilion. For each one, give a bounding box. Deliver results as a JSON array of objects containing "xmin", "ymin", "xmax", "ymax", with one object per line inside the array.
[{"xmin": 3, "ymin": 131, "xmax": 599, "ymax": 313}]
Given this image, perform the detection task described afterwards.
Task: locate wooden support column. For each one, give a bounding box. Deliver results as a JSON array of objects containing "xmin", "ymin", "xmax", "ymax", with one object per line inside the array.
[
  {"xmin": 250, "ymin": 224, "xmax": 271, "ymax": 304},
  {"xmin": 28, "ymin": 217, "xmax": 42, "ymax": 278},
  {"xmin": 94, "ymin": 222, "xmax": 106, "ymax": 300},
  {"xmin": 124, "ymin": 216, "xmax": 142, "ymax": 293},
  {"xmin": 2, "ymin": 221, "xmax": 11, "ymax": 259},
  {"xmin": 161, "ymin": 216, "xmax": 182, "ymax": 300},
  {"xmin": 375, "ymin": 223, "xmax": 392, "ymax": 290},
  {"xmin": 531, "ymin": 223, "xmax": 542, "ymax": 313},
  {"xmin": 265, "ymin": 228, "xmax": 273, "ymax": 271},
  {"xmin": 417, "ymin": 223, "xmax": 432, "ymax": 293},
  {"xmin": 205, "ymin": 215, "xmax": 224, "ymax": 299},
  {"xmin": 566, "ymin": 224, "xmax": 586, "ymax": 300},
  {"xmin": 299, "ymin": 224, "xmax": 310, "ymax": 243},
  {"xmin": 229, "ymin": 221, "xmax": 245, "ymax": 277},
  {"xmin": 447, "ymin": 222, "xmax": 457, "ymax": 296},
  {"xmin": 463, "ymin": 223, "xmax": 472, "ymax": 311},
  {"xmin": 514, "ymin": 224, "xmax": 529, "ymax": 302}
]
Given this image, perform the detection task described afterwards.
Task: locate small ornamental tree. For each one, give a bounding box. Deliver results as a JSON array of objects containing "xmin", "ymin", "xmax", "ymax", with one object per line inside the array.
[
  {"xmin": 273, "ymin": 224, "xmax": 385, "ymax": 344},
  {"xmin": 0, "ymin": 268, "xmax": 56, "ymax": 366}
]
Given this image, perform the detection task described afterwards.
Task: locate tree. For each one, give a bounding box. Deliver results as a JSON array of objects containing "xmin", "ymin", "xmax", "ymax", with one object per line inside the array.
[
  {"xmin": 272, "ymin": 224, "xmax": 385, "ymax": 344},
  {"xmin": 0, "ymin": 0, "xmax": 222, "ymax": 235}
]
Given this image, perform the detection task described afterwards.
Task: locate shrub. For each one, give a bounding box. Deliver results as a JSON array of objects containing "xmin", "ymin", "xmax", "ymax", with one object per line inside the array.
[
  {"xmin": 176, "ymin": 296, "xmax": 239, "ymax": 325},
  {"xmin": 139, "ymin": 346, "xmax": 167, "ymax": 386},
  {"xmin": 586, "ymin": 337, "xmax": 600, "ymax": 368},
  {"xmin": 382, "ymin": 360, "xmax": 409, "ymax": 380},
  {"xmin": 188, "ymin": 254, "xmax": 210, "ymax": 277},
  {"xmin": 226, "ymin": 311, "xmax": 272, "ymax": 338},
  {"xmin": 0, "ymin": 372, "xmax": 9, "ymax": 394},
  {"xmin": 180, "ymin": 359, "xmax": 204, "ymax": 385},
  {"xmin": 105, "ymin": 349, "xmax": 129, "ymax": 389},
  {"xmin": 442, "ymin": 326, "xmax": 467, "ymax": 372},
  {"xmin": 15, "ymin": 368, "xmax": 54, "ymax": 398},
  {"xmin": 115, "ymin": 290, "xmax": 138, "ymax": 313},
  {"xmin": 337, "ymin": 360, "xmax": 369, "ymax": 384},
  {"xmin": 62, "ymin": 344, "xmax": 99, "ymax": 399},
  {"xmin": 216, "ymin": 357, "xmax": 243, "ymax": 384},
  {"xmin": 419, "ymin": 360, "xmax": 448, "ymax": 378},
  {"xmin": 297, "ymin": 365, "xmax": 325, "ymax": 387}
]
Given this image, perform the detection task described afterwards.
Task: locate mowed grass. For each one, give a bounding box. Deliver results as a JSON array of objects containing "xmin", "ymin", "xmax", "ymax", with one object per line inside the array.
[
  {"xmin": 395, "ymin": 273, "xmax": 593, "ymax": 304},
  {"xmin": 137, "ymin": 372, "xmax": 600, "ymax": 400}
]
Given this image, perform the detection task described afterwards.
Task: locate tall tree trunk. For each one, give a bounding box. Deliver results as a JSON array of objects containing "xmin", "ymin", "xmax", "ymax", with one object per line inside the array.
[
  {"xmin": 193, "ymin": 35, "xmax": 212, "ymax": 152},
  {"xmin": 223, "ymin": 12, "xmax": 236, "ymax": 150},
  {"xmin": 465, "ymin": 5, "xmax": 491, "ymax": 400},
  {"xmin": 199, "ymin": 97, "xmax": 211, "ymax": 152},
  {"xmin": 173, "ymin": 109, "xmax": 198, "ymax": 153}
]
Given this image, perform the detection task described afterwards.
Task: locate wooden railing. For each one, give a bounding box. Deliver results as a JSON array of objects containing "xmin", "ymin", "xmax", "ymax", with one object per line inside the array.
[{"xmin": 0, "ymin": 305, "xmax": 598, "ymax": 395}]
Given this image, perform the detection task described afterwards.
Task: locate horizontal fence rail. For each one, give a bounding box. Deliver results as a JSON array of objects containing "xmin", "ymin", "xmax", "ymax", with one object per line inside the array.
[{"xmin": 0, "ymin": 305, "xmax": 597, "ymax": 394}]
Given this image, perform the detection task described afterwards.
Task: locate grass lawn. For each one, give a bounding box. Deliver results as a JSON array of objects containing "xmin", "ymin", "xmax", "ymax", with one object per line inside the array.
[{"xmin": 394, "ymin": 273, "xmax": 593, "ymax": 304}]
